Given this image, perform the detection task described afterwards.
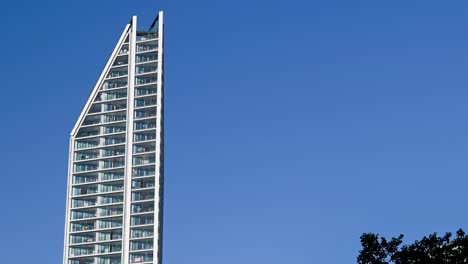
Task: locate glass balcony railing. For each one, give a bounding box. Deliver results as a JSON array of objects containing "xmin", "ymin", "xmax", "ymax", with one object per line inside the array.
[
  {"xmin": 136, "ymin": 54, "xmax": 157, "ymax": 63},
  {"xmin": 134, "ymin": 119, "xmax": 156, "ymax": 131},
  {"xmin": 70, "ymin": 234, "xmax": 96, "ymax": 244},
  {"xmin": 134, "ymin": 133, "xmax": 156, "ymax": 142},
  {"xmin": 130, "ymin": 227, "xmax": 154, "ymax": 238},
  {"xmin": 136, "ymin": 32, "xmax": 157, "ymax": 41},
  {"xmin": 99, "ymin": 196, "xmax": 124, "ymax": 205},
  {"xmin": 135, "ymin": 86, "xmax": 157, "ymax": 96},
  {"xmin": 75, "ymin": 152, "xmax": 100, "ymax": 161},
  {"xmin": 107, "ymin": 68, "xmax": 128, "ymax": 78},
  {"xmin": 71, "ymin": 209, "xmax": 97, "ymax": 220},
  {"xmin": 135, "ymin": 76, "xmax": 157, "ymax": 85},
  {"xmin": 73, "ymin": 198, "xmax": 97, "ymax": 208},
  {"xmin": 73, "ymin": 175, "xmax": 98, "ymax": 184},
  {"xmin": 98, "ymin": 206, "xmax": 123, "ymax": 217},
  {"xmin": 113, "ymin": 56, "xmax": 128, "ymax": 66},
  {"xmin": 103, "ymin": 79, "xmax": 128, "ymax": 90},
  {"xmin": 69, "ymin": 245, "xmax": 95, "ymax": 256},
  {"xmin": 101, "ymin": 171, "xmax": 125, "ymax": 181},
  {"xmin": 133, "ymin": 144, "xmax": 156, "ymax": 154},
  {"xmin": 132, "ymin": 191, "xmax": 155, "ymax": 202},
  {"xmin": 132, "ymin": 168, "xmax": 155, "ymax": 177},
  {"xmin": 76, "ymin": 128, "xmax": 100, "ymax": 138},
  {"xmin": 97, "ymin": 230, "xmax": 122, "ymax": 241},
  {"xmin": 132, "ymin": 179, "xmax": 155, "ymax": 190},
  {"xmin": 135, "ymin": 110, "xmax": 156, "ymax": 119},
  {"xmin": 104, "ymin": 137, "xmax": 126, "ymax": 146},
  {"xmin": 75, "ymin": 164, "xmax": 99, "ymax": 172},
  {"xmin": 135, "ymin": 98, "xmax": 156, "ymax": 108},
  {"xmin": 136, "ymin": 64, "xmax": 157, "ymax": 74},
  {"xmin": 95, "ymin": 256, "xmax": 121, "ymax": 264},
  {"xmin": 71, "ymin": 222, "xmax": 95, "ymax": 232},
  {"xmin": 95, "ymin": 91, "xmax": 127, "ymax": 102},
  {"xmin": 133, "ymin": 156, "xmax": 155, "ymax": 166},
  {"xmin": 130, "ymin": 240, "xmax": 153, "ymax": 251},
  {"xmin": 100, "ymin": 183, "xmax": 124, "ymax": 193},
  {"xmin": 98, "ymin": 243, "xmax": 122, "ymax": 254},
  {"xmin": 130, "ymin": 214, "xmax": 154, "ymax": 226},
  {"xmin": 136, "ymin": 43, "xmax": 157, "ymax": 52},
  {"xmin": 130, "ymin": 252, "xmax": 153, "ymax": 263},
  {"xmin": 73, "ymin": 185, "xmax": 98, "ymax": 196},
  {"xmin": 97, "ymin": 218, "xmax": 123, "ymax": 229}
]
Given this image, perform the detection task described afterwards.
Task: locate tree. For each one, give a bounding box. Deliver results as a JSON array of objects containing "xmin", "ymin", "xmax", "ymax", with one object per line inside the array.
[{"xmin": 357, "ymin": 229, "xmax": 468, "ymax": 264}]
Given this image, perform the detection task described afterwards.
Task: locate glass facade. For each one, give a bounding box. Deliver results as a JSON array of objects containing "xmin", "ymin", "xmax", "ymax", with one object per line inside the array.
[{"xmin": 64, "ymin": 13, "xmax": 164, "ymax": 264}]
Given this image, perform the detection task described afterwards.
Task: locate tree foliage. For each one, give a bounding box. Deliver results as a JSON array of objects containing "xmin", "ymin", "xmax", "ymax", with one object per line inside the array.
[{"xmin": 357, "ymin": 229, "xmax": 468, "ymax": 264}]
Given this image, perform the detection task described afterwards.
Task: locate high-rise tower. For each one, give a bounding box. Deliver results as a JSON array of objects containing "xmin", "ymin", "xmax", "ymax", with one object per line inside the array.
[{"xmin": 63, "ymin": 12, "xmax": 164, "ymax": 264}]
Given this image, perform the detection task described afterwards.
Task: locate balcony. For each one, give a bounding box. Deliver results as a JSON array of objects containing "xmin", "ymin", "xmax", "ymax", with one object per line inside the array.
[
  {"xmin": 136, "ymin": 31, "xmax": 157, "ymax": 42},
  {"xmin": 99, "ymin": 195, "xmax": 124, "ymax": 206},
  {"xmin": 131, "ymin": 201, "xmax": 154, "ymax": 214},
  {"xmin": 74, "ymin": 156, "xmax": 125, "ymax": 173},
  {"xmin": 134, "ymin": 132, "xmax": 156, "ymax": 143},
  {"xmin": 97, "ymin": 242, "xmax": 122, "ymax": 254},
  {"xmin": 102, "ymin": 78, "xmax": 127, "ymax": 90},
  {"xmin": 130, "ymin": 239, "xmax": 153, "ymax": 251},
  {"xmin": 133, "ymin": 143, "xmax": 156, "ymax": 154},
  {"xmin": 132, "ymin": 167, "xmax": 155, "ymax": 177},
  {"xmin": 100, "ymin": 183, "xmax": 125, "ymax": 194},
  {"xmin": 94, "ymin": 90, "xmax": 127, "ymax": 103},
  {"xmin": 130, "ymin": 214, "xmax": 154, "ymax": 226},
  {"xmin": 98, "ymin": 205, "xmax": 123, "ymax": 217},
  {"xmin": 70, "ymin": 233, "xmax": 96, "ymax": 245},
  {"xmin": 136, "ymin": 42, "xmax": 157, "ymax": 53},
  {"xmin": 112, "ymin": 55, "xmax": 128, "ymax": 67},
  {"xmin": 130, "ymin": 251, "xmax": 153, "ymax": 263},
  {"xmin": 134, "ymin": 118, "xmax": 156, "ymax": 131},
  {"xmin": 132, "ymin": 190, "xmax": 155, "ymax": 202},
  {"xmin": 107, "ymin": 67, "xmax": 128, "ymax": 79},
  {"xmin": 135, "ymin": 85, "xmax": 157, "ymax": 97},
  {"xmin": 136, "ymin": 54, "xmax": 157, "ymax": 64},
  {"xmin": 132, "ymin": 178, "xmax": 155, "ymax": 190},
  {"xmin": 72, "ymin": 197, "xmax": 97, "ymax": 208},
  {"xmin": 69, "ymin": 245, "xmax": 95, "ymax": 257},
  {"xmin": 71, "ymin": 221, "xmax": 95, "ymax": 232},
  {"xmin": 130, "ymin": 226, "xmax": 154, "ymax": 239},
  {"xmin": 134, "ymin": 109, "xmax": 156, "ymax": 119},
  {"xmin": 135, "ymin": 75, "xmax": 157, "ymax": 86},
  {"xmin": 71, "ymin": 209, "xmax": 97, "ymax": 220},
  {"xmin": 136, "ymin": 63, "xmax": 157, "ymax": 74},
  {"xmin": 133, "ymin": 156, "xmax": 155, "ymax": 166}
]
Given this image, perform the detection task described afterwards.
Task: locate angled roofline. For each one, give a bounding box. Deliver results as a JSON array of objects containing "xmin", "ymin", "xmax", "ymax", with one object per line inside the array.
[{"xmin": 70, "ymin": 20, "xmax": 133, "ymax": 136}]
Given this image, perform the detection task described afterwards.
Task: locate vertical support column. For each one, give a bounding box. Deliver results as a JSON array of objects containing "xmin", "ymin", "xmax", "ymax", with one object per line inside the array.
[
  {"xmin": 154, "ymin": 11, "xmax": 165, "ymax": 264},
  {"xmin": 63, "ymin": 137, "xmax": 75, "ymax": 264},
  {"xmin": 123, "ymin": 16, "xmax": 138, "ymax": 264}
]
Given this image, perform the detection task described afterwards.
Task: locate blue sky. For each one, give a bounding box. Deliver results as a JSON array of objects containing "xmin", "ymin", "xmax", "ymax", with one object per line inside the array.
[{"xmin": 1, "ymin": 0, "xmax": 468, "ymax": 263}]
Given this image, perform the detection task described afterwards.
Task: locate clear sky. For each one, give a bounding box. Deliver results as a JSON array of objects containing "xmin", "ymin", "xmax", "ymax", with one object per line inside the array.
[{"xmin": 1, "ymin": 0, "xmax": 468, "ymax": 263}]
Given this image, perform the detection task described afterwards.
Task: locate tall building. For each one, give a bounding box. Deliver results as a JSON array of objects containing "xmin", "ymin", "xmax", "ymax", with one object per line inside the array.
[{"xmin": 63, "ymin": 12, "xmax": 164, "ymax": 264}]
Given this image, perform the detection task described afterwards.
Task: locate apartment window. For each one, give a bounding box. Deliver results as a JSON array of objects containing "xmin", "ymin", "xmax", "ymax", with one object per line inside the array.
[
  {"xmin": 130, "ymin": 227, "xmax": 153, "ymax": 238},
  {"xmin": 132, "ymin": 190, "xmax": 155, "ymax": 201},
  {"xmin": 130, "ymin": 251, "xmax": 153, "ymax": 263},
  {"xmin": 98, "ymin": 230, "xmax": 122, "ymax": 241},
  {"xmin": 131, "ymin": 239, "xmax": 153, "ymax": 250},
  {"xmin": 132, "ymin": 168, "xmax": 155, "ymax": 177},
  {"xmin": 98, "ymin": 218, "xmax": 122, "ymax": 229},
  {"xmin": 101, "ymin": 171, "xmax": 124, "ymax": 181},
  {"xmin": 135, "ymin": 86, "xmax": 156, "ymax": 96},
  {"xmin": 70, "ymin": 233, "xmax": 95, "ymax": 244}
]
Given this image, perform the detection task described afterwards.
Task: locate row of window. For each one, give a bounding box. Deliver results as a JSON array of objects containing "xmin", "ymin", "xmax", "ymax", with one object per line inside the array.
[{"xmin": 73, "ymin": 171, "xmax": 124, "ymax": 184}]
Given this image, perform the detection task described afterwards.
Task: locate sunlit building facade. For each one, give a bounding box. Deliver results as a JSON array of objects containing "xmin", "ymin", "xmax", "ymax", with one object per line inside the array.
[{"xmin": 63, "ymin": 12, "xmax": 164, "ymax": 264}]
